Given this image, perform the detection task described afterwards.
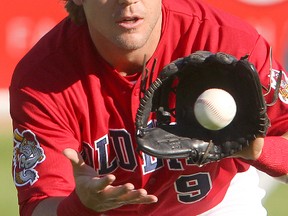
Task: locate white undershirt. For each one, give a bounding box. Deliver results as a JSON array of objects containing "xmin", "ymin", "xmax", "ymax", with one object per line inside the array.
[{"xmin": 199, "ymin": 166, "xmax": 267, "ymax": 216}]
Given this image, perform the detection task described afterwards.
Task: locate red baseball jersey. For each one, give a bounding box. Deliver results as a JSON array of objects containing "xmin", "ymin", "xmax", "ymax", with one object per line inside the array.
[{"xmin": 10, "ymin": 0, "xmax": 288, "ymax": 215}]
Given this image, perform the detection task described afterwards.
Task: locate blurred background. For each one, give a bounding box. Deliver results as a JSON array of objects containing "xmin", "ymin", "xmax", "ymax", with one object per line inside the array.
[{"xmin": 1, "ymin": 0, "xmax": 288, "ymax": 215}]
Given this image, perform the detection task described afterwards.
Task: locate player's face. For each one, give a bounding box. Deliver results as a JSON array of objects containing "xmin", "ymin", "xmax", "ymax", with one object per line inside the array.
[{"xmin": 78, "ymin": 0, "xmax": 162, "ymax": 50}]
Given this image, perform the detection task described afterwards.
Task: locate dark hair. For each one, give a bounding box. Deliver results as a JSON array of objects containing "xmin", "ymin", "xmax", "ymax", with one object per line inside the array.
[{"xmin": 64, "ymin": 0, "xmax": 86, "ymax": 24}]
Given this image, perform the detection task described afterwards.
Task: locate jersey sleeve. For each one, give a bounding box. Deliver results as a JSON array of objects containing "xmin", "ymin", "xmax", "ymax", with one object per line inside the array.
[
  {"xmin": 245, "ymin": 35, "xmax": 288, "ymax": 177},
  {"xmin": 247, "ymin": 34, "xmax": 288, "ymax": 135},
  {"xmin": 10, "ymin": 85, "xmax": 80, "ymax": 215}
]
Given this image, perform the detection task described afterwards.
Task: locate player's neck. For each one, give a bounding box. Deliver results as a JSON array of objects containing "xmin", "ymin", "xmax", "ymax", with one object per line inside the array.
[{"xmin": 95, "ymin": 39, "xmax": 160, "ymax": 76}]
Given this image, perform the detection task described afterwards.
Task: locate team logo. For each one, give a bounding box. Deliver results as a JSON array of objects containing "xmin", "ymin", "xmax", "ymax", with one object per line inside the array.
[
  {"xmin": 270, "ymin": 69, "xmax": 288, "ymax": 104},
  {"xmin": 13, "ymin": 129, "xmax": 46, "ymax": 186}
]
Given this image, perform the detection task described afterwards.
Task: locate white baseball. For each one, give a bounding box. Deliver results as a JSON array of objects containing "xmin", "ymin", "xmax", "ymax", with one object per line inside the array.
[{"xmin": 194, "ymin": 88, "xmax": 237, "ymax": 130}]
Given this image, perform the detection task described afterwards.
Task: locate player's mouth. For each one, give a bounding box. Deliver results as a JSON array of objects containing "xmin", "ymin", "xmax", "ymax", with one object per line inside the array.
[{"xmin": 116, "ymin": 16, "xmax": 144, "ymax": 29}]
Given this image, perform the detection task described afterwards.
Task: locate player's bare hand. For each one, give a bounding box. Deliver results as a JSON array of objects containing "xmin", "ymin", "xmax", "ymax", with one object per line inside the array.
[
  {"xmin": 235, "ymin": 132, "xmax": 288, "ymax": 161},
  {"xmin": 233, "ymin": 137, "xmax": 264, "ymax": 160},
  {"xmin": 63, "ymin": 148, "xmax": 158, "ymax": 212}
]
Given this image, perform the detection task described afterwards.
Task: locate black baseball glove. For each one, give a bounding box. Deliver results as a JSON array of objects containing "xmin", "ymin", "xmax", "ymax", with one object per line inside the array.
[{"xmin": 135, "ymin": 51, "xmax": 272, "ymax": 166}]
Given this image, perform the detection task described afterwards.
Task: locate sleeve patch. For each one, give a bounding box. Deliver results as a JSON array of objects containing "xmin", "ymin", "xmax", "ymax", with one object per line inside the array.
[
  {"xmin": 270, "ymin": 69, "xmax": 288, "ymax": 104},
  {"xmin": 13, "ymin": 129, "xmax": 46, "ymax": 187}
]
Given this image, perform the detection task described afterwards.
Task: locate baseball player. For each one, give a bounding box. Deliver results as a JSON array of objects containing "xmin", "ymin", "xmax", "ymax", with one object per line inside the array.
[{"xmin": 10, "ymin": 0, "xmax": 288, "ymax": 215}]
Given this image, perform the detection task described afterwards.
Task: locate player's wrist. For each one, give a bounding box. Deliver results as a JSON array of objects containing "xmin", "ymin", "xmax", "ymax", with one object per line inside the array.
[
  {"xmin": 57, "ymin": 190, "xmax": 101, "ymax": 216},
  {"xmin": 242, "ymin": 136, "xmax": 288, "ymax": 177}
]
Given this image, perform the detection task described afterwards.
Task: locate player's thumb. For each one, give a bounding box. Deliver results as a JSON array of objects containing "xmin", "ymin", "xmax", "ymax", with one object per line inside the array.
[
  {"xmin": 63, "ymin": 148, "xmax": 116, "ymax": 189},
  {"xmin": 63, "ymin": 148, "xmax": 86, "ymax": 171}
]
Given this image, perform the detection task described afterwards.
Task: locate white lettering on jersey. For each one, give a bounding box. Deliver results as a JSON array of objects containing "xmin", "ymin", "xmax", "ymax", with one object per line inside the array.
[{"xmin": 174, "ymin": 173, "xmax": 212, "ymax": 204}]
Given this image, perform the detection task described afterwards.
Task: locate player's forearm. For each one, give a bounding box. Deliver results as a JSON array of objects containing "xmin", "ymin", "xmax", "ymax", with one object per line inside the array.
[
  {"xmin": 32, "ymin": 197, "xmax": 64, "ymax": 216},
  {"xmin": 242, "ymin": 133, "xmax": 288, "ymax": 183},
  {"xmin": 32, "ymin": 191, "xmax": 104, "ymax": 216},
  {"xmin": 32, "ymin": 192, "xmax": 103, "ymax": 216}
]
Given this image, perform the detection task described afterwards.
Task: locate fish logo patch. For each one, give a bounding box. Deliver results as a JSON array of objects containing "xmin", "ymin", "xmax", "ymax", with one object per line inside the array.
[
  {"xmin": 13, "ymin": 129, "xmax": 46, "ymax": 186},
  {"xmin": 270, "ymin": 69, "xmax": 288, "ymax": 104}
]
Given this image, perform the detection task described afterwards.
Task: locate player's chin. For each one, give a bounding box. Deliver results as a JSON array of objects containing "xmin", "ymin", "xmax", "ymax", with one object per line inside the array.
[{"xmin": 114, "ymin": 34, "xmax": 148, "ymax": 50}]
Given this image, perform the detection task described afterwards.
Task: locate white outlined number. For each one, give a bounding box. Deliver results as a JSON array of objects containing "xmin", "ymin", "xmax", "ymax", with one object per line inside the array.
[{"xmin": 174, "ymin": 173, "xmax": 212, "ymax": 204}]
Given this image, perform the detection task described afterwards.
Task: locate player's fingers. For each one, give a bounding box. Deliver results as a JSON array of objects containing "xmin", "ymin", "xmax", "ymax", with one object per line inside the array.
[
  {"xmin": 100, "ymin": 187, "xmax": 158, "ymax": 206},
  {"xmin": 128, "ymin": 194, "xmax": 158, "ymax": 205},
  {"xmin": 115, "ymin": 188, "xmax": 158, "ymax": 204},
  {"xmin": 89, "ymin": 174, "xmax": 117, "ymax": 193},
  {"xmin": 89, "ymin": 183, "xmax": 135, "ymax": 204}
]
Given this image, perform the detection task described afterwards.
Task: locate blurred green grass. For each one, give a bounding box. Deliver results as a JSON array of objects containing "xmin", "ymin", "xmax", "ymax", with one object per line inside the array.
[
  {"xmin": 264, "ymin": 183, "xmax": 288, "ymax": 215},
  {"xmin": 0, "ymin": 119, "xmax": 287, "ymax": 215},
  {"xmin": 0, "ymin": 122, "xmax": 18, "ymax": 215}
]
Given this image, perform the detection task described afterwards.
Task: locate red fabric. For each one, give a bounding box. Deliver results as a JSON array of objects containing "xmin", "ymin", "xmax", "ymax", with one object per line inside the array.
[
  {"xmin": 248, "ymin": 136, "xmax": 288, "ymax": 177},
  {"xmin": 10, "ymin": 0, "xmax": 288, "ymax": 215}
]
